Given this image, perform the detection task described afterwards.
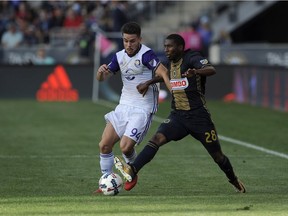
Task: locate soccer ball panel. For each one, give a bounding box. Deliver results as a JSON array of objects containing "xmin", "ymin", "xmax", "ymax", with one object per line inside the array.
[{"xmin": 99, "ymin": 173, "xmax": 123, "ymax": 196}]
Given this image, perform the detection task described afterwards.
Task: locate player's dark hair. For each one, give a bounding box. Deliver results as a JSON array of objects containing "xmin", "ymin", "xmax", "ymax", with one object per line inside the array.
[
  {"xmin": 166, "ymin": 34, "xmax": 185, "ymax": 49},
  {"xmin": 121, "ymin": 22, "xmax": 141, "ymax": 36}
]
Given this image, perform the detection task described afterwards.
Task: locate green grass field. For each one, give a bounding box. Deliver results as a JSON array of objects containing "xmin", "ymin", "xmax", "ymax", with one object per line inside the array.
[{"xmin": 0, "ymin": 99, "xmax": 287, "ymax": 216}]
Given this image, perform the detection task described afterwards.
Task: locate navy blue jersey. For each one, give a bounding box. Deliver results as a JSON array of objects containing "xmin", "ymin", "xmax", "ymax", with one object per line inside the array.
[{"xmin": 168, "ymin": 50, "xmax": 212, "ymax": 111}]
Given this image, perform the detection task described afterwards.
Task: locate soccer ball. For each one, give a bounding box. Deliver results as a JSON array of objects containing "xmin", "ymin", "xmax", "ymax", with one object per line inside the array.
[{"xmin": 99, "ymin": 173, "xmax": 123, "ymax": 196}]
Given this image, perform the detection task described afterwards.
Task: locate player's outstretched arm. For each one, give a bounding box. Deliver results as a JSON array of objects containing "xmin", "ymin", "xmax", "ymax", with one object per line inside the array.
[
  {"xmin": 155, "ymin": 63, "xmax": 172, "ymax": 92},
  {"xmin": 182, "ymin": 66, "xmax": 216, "ymax": 78}
]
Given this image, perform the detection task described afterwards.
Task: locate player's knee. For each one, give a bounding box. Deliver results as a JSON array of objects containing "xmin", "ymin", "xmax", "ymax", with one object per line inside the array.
[
  {"xmin": 120, "ymin": 145, "xmax": 134, "ymax": 155},
  {"xmin": 99, "ymin": 142, "xmax": 112, "ymax": 154},
  {"xmin": 212, "ymin": 152, "xmax": 225, "ymax": 164},
  {"xmin": 150, "ymin": 133, "xmax": 167, "ymax": 146}
]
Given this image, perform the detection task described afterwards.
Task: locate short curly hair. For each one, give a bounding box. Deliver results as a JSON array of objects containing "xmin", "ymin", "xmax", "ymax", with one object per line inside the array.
[
  {"xmin": 121, "ymin": 22, "xmax": 141, "ymax": 37},
  {"xmin": 166, "ymin": 34, "xmax": 185, "ymax": 49}
]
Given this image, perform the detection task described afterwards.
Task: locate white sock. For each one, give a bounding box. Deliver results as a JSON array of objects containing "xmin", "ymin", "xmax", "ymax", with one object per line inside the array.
[
  {"xmin": 122, "ymin": 148, "xmax": 137, "ymax": 164},
  {"xmin": 100, "ymin": 152, "xmax": 114, "ymax": 174}
]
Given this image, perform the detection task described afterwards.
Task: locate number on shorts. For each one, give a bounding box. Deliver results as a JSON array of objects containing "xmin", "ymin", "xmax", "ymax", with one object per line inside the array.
[
  {"xmin": 205, "ymin": 130, "xmax": 218, "ymax": 143},
  {"xmin": 130, "ymin": 128, "xmax": 141, "ymax": 141}
]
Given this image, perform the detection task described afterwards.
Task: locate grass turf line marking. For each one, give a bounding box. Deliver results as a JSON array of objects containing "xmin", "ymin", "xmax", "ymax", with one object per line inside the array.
[
  {"xmin": 0, "ymin": 155, "xmax": 279, "ymax": 159},
  {"xmin": 96, "ymin": 100, "xmax": 288, "ymax": 160},
  {"xmin": 155, "ymin": 116, "xmax": 288, "ymax": 160},
  {"xmin": 218, "ymin": 135, "xmax": 288, "ymax": 160}
]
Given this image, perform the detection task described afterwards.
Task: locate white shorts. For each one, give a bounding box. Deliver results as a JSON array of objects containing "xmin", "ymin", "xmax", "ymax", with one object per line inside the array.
[{"xmin": 104, "ymin": 104, "xmax": 154, "ymax": 145}]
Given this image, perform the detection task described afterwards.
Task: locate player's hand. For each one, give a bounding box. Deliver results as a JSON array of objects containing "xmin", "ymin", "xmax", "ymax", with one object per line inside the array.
[
  {"xmin": 137, "ymin": 82, "xmax": 149, "ymax": 97},
  {"xmin": 98, "ymin": 64, "xmax": 109, "ymax": 75},
  {"xmin": 182, "ymin": 68, "xmax": 197, "ymax": 78},
  {"xmin": 97, "ymin": 64, "xmax": 111, "ymax": 81}
]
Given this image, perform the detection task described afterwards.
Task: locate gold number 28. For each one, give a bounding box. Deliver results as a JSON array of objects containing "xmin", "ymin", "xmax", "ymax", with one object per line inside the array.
[{"xmin": 205, "ymin": 130, "xmax": 218, "ymax": 143}]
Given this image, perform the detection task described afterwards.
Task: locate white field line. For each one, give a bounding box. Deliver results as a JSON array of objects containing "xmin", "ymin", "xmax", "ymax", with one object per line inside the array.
[
  {"xmin": 0, "ymin": 154, "xmax": 281, "ymax": 159},
  {"xmin": 3, "ymin": 101, "xmax": 286, "ymax": 160},
  {"xmin": 97, "ymin": 100, "xmax": 288, "ymax": 160},
  {"xmin": 95, "ymin": 100, "xmax": 288, "ymax": 160},
  {"xmin": 153, "ymin": 116, "xmax": 288, "ymax": 160},
  {"xmin": 0, "ymin": 155, "xmax": 93, "ymax": 159},
  {"xmin": 218, "ymin": 135, "xmax": 288, "ymax": 160}
]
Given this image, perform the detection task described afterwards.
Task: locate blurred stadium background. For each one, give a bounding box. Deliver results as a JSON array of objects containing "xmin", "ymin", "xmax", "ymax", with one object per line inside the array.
[{"xmin": 1, "ymin": 0, "xmax": 288, "ymax": 112}]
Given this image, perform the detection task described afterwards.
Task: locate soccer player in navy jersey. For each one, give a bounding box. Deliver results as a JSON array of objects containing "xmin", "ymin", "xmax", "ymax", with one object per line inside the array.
[
  {"xmin": 115, "ymin": 33, "xmax": 246, "ymax": 193},
  {"xmin": 95, "ymin": 22, "xmax": 171, "ymax": 193}
]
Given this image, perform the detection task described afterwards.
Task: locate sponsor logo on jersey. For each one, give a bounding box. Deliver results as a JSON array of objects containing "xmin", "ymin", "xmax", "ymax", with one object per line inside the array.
[{"xmin": 170, "ymin": 77, "xmax": 189, "ymax": 90}]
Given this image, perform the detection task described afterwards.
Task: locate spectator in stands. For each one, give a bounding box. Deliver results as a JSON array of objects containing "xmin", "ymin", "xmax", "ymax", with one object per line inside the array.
[
  {"xmin": 0, "ymin": 1, "xmax": 15, "ymax": 38},
  {"xmin": 37, "ymin": 9, "xmax": 53, "ymax": 32},
  {"xmin": 50, "ymin": 6, "xmax": 65, "ymax": 28},
  {"xmin": 74, "ymin": 23, "xmax": 95, "ymax": 63},
  {"xmin": 217, "ymin": 29, "xmax": 232, "ymax": 45},
  {"xmin": 179, "ymin": 23, "xmax": 202, "ymax": 52},
  {"xmin": 63, "ymin": 6, "xmax": 83, "ymax": 28},
  {"xmin": 97, "ymin": 2, "xmax": 113, "ymax": 32},
  {"xmin": 15, "ymin": 1, "xmax": 34, "ymax": 23},
  {"xmin": 22, "ymin": 25, "xmax": 38, "ymax": 46},
  {"xmin": 0, "ymin": 0, "xmax": 165, "ymax": 65},
  {"xmin": 34, "ymin": 9, "xmax": 53, "ymax": 44},
  {"xmin": 197, "ymin": 16, "xmax": 213, "ymax": 58},
  {"xmin": 33, "ymin": 47, "xmax": 55, "ymax": 65},
  {"xmin": 1, "ymin": 22, "xmax": 23, "ymax": 48},
  {"xmin": 111, "ymin": 1, "xmax": 130, "ymax": 49}
]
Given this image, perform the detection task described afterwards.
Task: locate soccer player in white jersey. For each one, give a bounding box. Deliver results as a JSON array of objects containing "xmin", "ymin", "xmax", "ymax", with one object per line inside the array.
[{"xmin": 95, "ymin": 22, "xmax": 171, "ymax": 192}]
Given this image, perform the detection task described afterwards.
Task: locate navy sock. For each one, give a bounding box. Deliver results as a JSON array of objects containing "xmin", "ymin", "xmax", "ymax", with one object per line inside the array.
[
  {"xmin": 217, "ymin": 155, "xmax": 237, "ymax": 182},
  {"xmin": 131, "ymin": 141, "xmax": 159, "ymax": 173}
]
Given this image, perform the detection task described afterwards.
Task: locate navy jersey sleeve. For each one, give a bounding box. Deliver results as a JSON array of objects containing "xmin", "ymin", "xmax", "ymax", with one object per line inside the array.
[
  {"xmin": 107, "ymin": 54, "xmax": 120, "ymax": 74},
  {"xmin": 189, "ymin": 53, "xmax": 211, "ymax": 70},
  {"xmin": 142, "ymin": 50, "xmax": 161, "ymax": 72}
]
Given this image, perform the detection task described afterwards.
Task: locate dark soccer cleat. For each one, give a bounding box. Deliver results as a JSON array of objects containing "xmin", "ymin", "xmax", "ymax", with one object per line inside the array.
[{"xmin": 229, "ymin": 178, "xmax": 246, "ymax": 193}]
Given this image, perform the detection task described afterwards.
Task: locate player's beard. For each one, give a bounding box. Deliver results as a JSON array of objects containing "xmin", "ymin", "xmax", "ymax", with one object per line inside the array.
[
  {"xmin": 126, "ymin": 48, "xmax": 134, "ymax": 56},
  {"xmin": 126, "ymin": 45, "xmax": 140, "ymax": 57}
]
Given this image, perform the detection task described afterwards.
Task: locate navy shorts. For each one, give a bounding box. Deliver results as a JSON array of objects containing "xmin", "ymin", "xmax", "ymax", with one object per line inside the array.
[{"xmin": 157, "ymin": 107, "xmax": 221, "ymax": 153}]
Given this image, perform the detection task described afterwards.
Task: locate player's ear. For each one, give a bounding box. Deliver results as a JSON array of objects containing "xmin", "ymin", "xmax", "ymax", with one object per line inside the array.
[{"xmin": 178, "ymin": 44, "xmax": 184, "ymax": 52}]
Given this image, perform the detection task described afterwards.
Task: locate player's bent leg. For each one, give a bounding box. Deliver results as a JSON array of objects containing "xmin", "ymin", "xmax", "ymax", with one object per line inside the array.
[
  {"xmin": 96, "ymin": 123, "xmax": 119, "ymax": 194},
  {"xmin": 122, "ymin": 149, "xmax": 137, "ymax": 164},
  {"xmin": 208, "ymin": 149, "xmax": 246, "ymax": 193},
  {"xmin": 99, "ymin": 122, "xmax": 120, "ymax": 154},
  {"xmin": 119, "ymin": 136, "xmax": 137, "ymax": 164}
]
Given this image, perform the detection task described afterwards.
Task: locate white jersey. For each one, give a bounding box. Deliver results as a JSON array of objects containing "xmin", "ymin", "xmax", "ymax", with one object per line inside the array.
[{"xmin": 108, "ymin": 44, "xmax": 160, "ymax": 114}]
